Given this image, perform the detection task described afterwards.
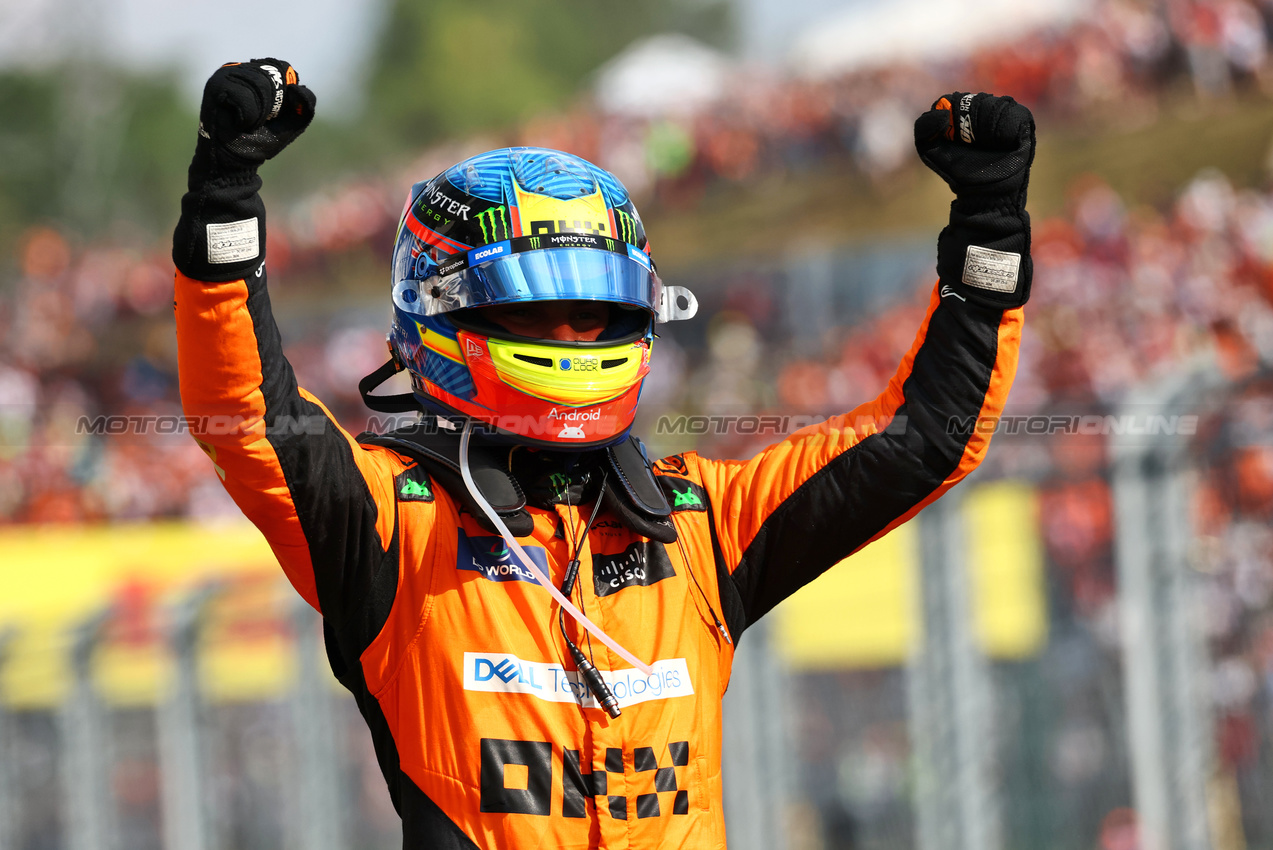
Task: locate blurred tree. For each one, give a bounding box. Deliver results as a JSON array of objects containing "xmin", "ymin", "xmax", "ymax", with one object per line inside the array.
[
  {"xmin": 366, "ymin": 0, "xmax": 731, "ymax": 147},
  {"xmin": 0, "ymin": 1, "xmax": 731, "ymax": 256},
  {"xmin": 0, "ymin": 65, "xmax": 194, "ymax": 252}
]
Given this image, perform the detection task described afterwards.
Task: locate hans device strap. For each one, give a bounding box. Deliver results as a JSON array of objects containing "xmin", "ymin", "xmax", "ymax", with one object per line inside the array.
[{"xmin": 357, "ymin": 426, "xmax": 676, "ymax": 543}]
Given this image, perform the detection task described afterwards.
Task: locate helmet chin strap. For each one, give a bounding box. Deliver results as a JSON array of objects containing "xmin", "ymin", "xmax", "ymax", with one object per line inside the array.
[
  {"xmin": 359, "ymin": 357, "xmax": 419, "ymax": 413},
  {"xmin": 458, "ymin": 420, "xmax": 654, "ymax": 677}
]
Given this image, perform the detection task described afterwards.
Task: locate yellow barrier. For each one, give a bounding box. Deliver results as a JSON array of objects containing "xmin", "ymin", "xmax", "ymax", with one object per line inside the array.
[
  {"xmin": 0, "ymin": 520, "xmax": 288, "ymax": 708},
  {"xmin": 773, "ymin": 481, "xmax": 1047, "ymax": 668},
  {"xmin": 0, "ymin": 481, "xmax": 1048, "ymax": 705}
]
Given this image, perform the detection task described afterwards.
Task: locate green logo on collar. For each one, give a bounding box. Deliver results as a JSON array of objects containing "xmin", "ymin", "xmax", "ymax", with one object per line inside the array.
[
  {"xmin": 401, "ymin": 479, "xmax": 431, "ymax": 498},
  {"xmin": 673, "ymin": 487, "xmax": 702, "ymax": 509},
  {"xmin": 396, "ymin": 467, "xmax": 434, "ymax": 502},
  {"xmin": 659, "ymin": 476, "xmax": 708, "ymax": 512}
]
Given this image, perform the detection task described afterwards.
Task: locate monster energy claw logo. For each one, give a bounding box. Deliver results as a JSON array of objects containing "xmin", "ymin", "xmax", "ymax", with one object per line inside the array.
[
  {"xmin": 613, "ymin": 209, "xmax": 638, "ymax": 246},
  {"xmin": 528, "ymin": 236, "xmax": 541, "ymax": 250},
  {"xmin": 476, "ymin": 207, "xmax": 510, "ymax": 243},
  {"xmin": 548, "ymin": 472, "xmax": 569, "ymax": 498}
]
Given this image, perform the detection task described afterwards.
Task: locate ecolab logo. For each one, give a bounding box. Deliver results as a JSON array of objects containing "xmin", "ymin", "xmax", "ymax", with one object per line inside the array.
[
  {"xmin": 469, "ymin": 240, "xmax": 510, "ymax": 264},
  {"xmin": 463, "ymin": 652, "xmax": 694, "ymax": 708}
]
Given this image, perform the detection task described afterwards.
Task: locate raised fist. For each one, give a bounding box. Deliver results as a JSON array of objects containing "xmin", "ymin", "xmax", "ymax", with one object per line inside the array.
[
  {"xmin": 914, "ymin": 92, "xmax": 1036, "ymax": 310},
  {"xmin": 197, "ymin": 58, "xmax": 316, "ymax": 170},
  {"xmin": 914, "ymin": 92, "xmax": 1035, "ymax": 205},
  {"xmin": 174, "ymin": 59, "xmax": 315, "ymax": 280}
]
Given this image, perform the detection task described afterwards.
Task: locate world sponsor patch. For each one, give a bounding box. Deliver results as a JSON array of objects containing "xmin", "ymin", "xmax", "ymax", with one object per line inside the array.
[
  {"xmin": 456, "ymin": 532, "xmax": 546, "ymax": 584},
  {"xmin": 592, "ymin": 541, "xmax": 676, "ymax": 598},
  {"xmin": 463, "ymin": 652, "xmax": 693, "ymax": 709}
]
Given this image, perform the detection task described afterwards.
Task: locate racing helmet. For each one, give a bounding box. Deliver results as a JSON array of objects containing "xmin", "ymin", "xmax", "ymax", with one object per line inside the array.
[{"xmin": 382, "ymin": 147, "xmax": 697, "ymax": 449}]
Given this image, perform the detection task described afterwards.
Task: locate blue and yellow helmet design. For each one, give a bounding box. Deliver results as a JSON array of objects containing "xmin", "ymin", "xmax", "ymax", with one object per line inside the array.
[{"xmin": 385, "ymin": 148, "xmax": 696, "ymax": 448}]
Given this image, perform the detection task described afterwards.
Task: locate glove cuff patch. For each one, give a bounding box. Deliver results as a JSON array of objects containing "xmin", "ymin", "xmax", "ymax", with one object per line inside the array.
[
  {"xmin": 962, "ymin": 245, "xmax": 1020, "ymax": 294},
  {"xmin": 206, "ymin": 218, "xmax": 260, "ymax": 264}
]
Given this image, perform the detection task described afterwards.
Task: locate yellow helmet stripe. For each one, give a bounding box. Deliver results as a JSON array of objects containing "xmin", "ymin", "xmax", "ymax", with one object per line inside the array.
[{"xmin": 416, "ymin": 321, "xmax": 463, "ymax": 363}]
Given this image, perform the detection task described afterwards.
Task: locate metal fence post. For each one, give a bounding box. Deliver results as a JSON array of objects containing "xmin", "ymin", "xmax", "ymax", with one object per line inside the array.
[
  {"xmin": 60, "ymin": 609, "xmax": 114, "ymax": 850},
  {"xmin": 0, "ymin": 629, "xmax": 15, "ymax": 850},
  {"xmin": 289, "ymin": 598, "xmax": 345, "ymax": 850},
  {"xmin": 157, "ymin": 586, "xmax": 216, "ymax": 850},
  {"xmin": 722, "ymin": 617, "xmax": 794, "ymax": 850},
  {"xmin": 1112, "ymin": 375, "xmax": 1217, "ymax": 850},
  {"xmin": 908, "ymin": 487, "xmax": 1002, "ymax": 850}
]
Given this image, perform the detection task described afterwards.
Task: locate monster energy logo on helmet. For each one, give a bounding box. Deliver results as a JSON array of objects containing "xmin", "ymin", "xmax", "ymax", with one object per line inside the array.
[
  {"xmin": 475, "ymin": 206, "xmax": 511, "ymax": 243},
  {"xmin": 613, "ymin": 209, "xmax": 639, "ymax": 246}
]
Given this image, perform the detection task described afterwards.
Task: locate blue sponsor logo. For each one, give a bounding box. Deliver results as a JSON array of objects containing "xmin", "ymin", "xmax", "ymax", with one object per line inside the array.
[
  {"xmin": 468, "ymin": 240, "xmax": 511, "ymax": 265},
  {"xmin": 463, "ymin": 652, "xmax": 695, "ymax": 706},
  {"xmin": 473, "ymin": 656, "xmax": 544, "ymax": 690},
  {"xmin": 457, "ymin": 532, "xmax": 546, "ymax": 584},
  {"xmin": 626, "ymin": 243, "xmax": 652, "ymax": 271}
]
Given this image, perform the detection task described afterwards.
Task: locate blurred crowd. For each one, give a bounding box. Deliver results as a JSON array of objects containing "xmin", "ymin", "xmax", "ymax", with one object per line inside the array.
[
  {"xmin": 502, "ymin": 0, "xmax": 1273, "ymax": 201},
  {"xmin": 5, "ymin": 0, "xmax": 1273, "ymax": 523},
  {"xmin": 4, "ymin": 2, "xmax": 1273, "ymax": 846},
  {"xmin": 241, "ymin": 0, "xmax": 1273, "ymax": 262}
]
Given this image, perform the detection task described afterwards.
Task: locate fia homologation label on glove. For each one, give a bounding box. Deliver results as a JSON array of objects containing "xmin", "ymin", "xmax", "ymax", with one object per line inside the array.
[
  {"xmin": 962, "ymin": 245, "xmax": 1020, "ymax": 293},
  {"xmin": 206, "ymin": 218, "xmax": 260, "ymax": 264}
]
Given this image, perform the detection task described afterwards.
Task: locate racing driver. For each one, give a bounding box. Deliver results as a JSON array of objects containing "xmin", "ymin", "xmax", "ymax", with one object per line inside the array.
[{"xmin": 174, "ymin": 59, "xmax": 1034, "ymax": 849}]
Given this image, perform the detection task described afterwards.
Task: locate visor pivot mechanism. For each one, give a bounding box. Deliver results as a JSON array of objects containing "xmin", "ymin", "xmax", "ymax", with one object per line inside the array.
[{"xmin": 657, "ymin": 285, "xmax": 698, "ymax": 323}]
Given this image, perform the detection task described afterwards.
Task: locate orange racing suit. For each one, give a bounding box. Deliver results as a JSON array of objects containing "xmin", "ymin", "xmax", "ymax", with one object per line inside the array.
[{"xmin": 175, "ymin": 264, "xmax": 1021, "ymax": 849}]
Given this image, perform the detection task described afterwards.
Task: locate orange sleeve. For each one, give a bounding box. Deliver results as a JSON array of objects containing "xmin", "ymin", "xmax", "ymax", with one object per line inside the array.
[
  {"xmin": 175, "ymin": 267, "xmax": 415, "ymax": 619},
  {"xmin": 694, "ymin": 281, "xmax": 1022, "ymax": 626}
]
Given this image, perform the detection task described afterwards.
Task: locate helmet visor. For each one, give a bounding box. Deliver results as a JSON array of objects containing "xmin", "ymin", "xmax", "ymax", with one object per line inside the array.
[{"xmin": 394, "ymin": 245, "xmax": 659, "ymax": 318}]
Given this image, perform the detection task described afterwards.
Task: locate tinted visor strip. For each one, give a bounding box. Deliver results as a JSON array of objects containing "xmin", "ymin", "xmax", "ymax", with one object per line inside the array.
[{"xmin": 437, "ymin": 231, "xmax": 652, "ymax": 277}]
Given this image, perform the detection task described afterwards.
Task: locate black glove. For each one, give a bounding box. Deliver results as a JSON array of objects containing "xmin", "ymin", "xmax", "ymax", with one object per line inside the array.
[
  {"xmin": 173, "ymin": 59, "xmax": 316, "ymax": 282},
  {"xmin": 915, "ymin": 92, "xmax": 1035, "ymax": 309}
]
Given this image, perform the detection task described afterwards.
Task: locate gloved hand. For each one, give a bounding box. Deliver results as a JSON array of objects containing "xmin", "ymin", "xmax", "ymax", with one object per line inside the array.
[
  {"xmin": 173, "ymin": 59, "xmax": 316, "ymax": 282},
  {"xmin": 914, "ymin": 92, "xmax": 1035, "ymax": 309}
]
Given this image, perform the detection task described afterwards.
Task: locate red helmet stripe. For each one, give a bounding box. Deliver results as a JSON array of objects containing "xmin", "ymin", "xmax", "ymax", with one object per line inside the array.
[{"xmin": 403, "ymin": 210, "xmax": 469, "ymax": 254}]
